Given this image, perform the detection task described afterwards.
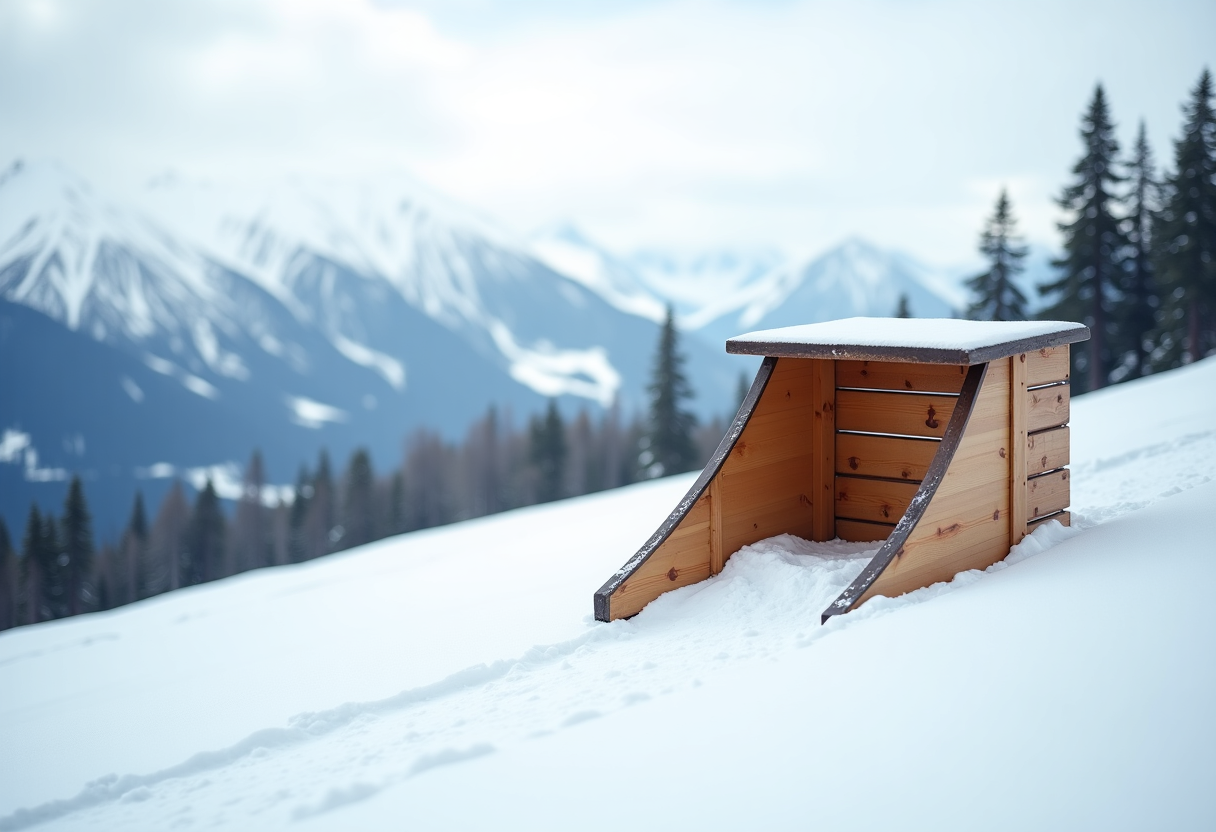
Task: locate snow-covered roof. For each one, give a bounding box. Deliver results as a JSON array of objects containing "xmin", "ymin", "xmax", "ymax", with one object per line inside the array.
[{"xmin": 727, "ymin": 317, "xmax": 1090, "ymax": 364}]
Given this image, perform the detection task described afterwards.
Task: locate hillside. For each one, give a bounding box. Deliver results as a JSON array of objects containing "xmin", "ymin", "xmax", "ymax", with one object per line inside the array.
[{"xmin": 1, "ymin": 357, "xmax": 1212, "ymax": 829}]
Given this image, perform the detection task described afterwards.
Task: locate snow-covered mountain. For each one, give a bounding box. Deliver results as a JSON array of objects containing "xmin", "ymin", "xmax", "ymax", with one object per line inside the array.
[
  {"xmin": 694, "ymin": 237, "xmax": 965, "ymax": 345},
  {"xmin": 1, "ymin": 359, "xmax": 1212, "ymax": 830},
  {"xmin": 531, "ymin": 227, "xmax": 965, "ymax": 350},
  {"xmin": 0, "ymin": 161, "xmax": 740, "ymax": 533}
]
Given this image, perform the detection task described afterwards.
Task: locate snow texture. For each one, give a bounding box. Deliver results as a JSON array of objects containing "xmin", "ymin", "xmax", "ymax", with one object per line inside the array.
[
  {"xmin": 0, "ymin": 359, "xmax": 1213, "ymax": 831},
  {"xmin": 730, "ymin": 316, "xmax": 1087, "ymax": 351}
]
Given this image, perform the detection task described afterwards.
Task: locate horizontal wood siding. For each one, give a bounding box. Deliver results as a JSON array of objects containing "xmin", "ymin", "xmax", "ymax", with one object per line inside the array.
[
  {"xmin": 1026, "ymin": 426, "xmax": 1070, "ymax": 476},
  {"xmin": 835, "ymin": 519, "xmax": 894, "ymax": 543},
  {"xmin": 1027, "ymin": 469, "xmax": 1070, "ymax": 520},
  {"xmin": 1027, "ymin": 384, "xmax": 1070, "ymax": 432},
  {"xmin": 836, "ymin": 361, "xmax": 966, "ymax": 393},
  {"xmin": 1028, "ymin": 510, "xmax": 1070, "ymax": 534},
  {"xmin": 856, "ymin": 359, "xmax": 1012, "ymax": 604},
  {"xmin": 835, "ymin": 476, "xmax": 919, "ymax": 524},
  {"xmin": 836, "ymin": 390, "xmax": 957, "ymax": 438},
  {"xmin": 836, "ymin": 433, "xmax": 938, "ymax": 482},
  {"xmin": 1026, "ymin": 346, "xmax": 1070, "ymax": 387}
]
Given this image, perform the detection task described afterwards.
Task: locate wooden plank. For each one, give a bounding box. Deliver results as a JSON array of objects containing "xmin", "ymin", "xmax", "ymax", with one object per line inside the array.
[
  {"xmin": 1011, "ymin": 354, "xmax": 1029, "ymax": 544},
  {"xmin": 708, "ymin": 477, "xmax": 724, "ymax": 575},
  {"xmin": 811, "ymin": 359, "xmax": 836, "ymax": 541},
  {"xmin": 1026, "ymin": 425, "xmax": 1070, "ymax": 476},
  {"xmin": 836, "ymin": 519, "xmax": 895, "ymax": 543},
  {"xmin": 1026, "ymin": 345, "xmax": 1070, "ymax": 387},
  {"xmin": 836, "ymin": 360, "xmax": 966, "ymax": 393},
  {"xmin": 594, "ymin": 356, "xmax": 781, "ymax": 622},
  {"xmin": 1028, "ymin": 510, "xmax": 1070, "ymax": 534},
  {"xmin": 609, "ymin": 525, "xmax": 712, "ymax": 619},
  {"xmin": 1027, "ymin": 469, "xmax": 1070, "ymax": 520},
  {"xmin": 823, "ymin": 362, "xmax": 1017, "ymax": 619},
  {"xmin": 857, "ymin": 451, "xmax": 1010, "ymax": 605},
  {"xmin": 1027, "ymin": 384, "xmax": 1070, "ymax": 432},
  {"xmin": 836, "ymin": 390, "xmax": 957, "ymax": 438},
  {"xmin": 835, "ymin": 475, "xmax": 919, "ymax": 524},
  {"xmin": 836, "ymin": 433, "xmax": 938, "ymax": 482}
]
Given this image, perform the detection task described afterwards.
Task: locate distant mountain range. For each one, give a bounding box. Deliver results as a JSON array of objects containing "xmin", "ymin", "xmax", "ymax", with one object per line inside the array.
[{"xmin": 2, "ymin": 159, "xmax": 984, "ymax": 533}]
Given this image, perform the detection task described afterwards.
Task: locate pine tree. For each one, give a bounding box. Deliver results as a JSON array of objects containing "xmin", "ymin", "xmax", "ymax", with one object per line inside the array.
[
  {"xmin": 1155, "ymin": 68, "xmax": 1216, "ymax": 365},
  {"xmin": 1116, "ymin": 121, "xmax": 1161, "ymax": 380},
  {"xmin": 0, "ymin": 517, "xmax": 15, "ymax": 630},
  {"xmin": 231, "ymin": 450, "xmax": 268, "ymax": 573},
  {"xmin": 1039, "ymin": 84, "xmax": 1128, "ymax": 393},
  {"xmin": 342, "ymin": 448, "xmax": 376, "ymax": 549},
  {"xmin": 895, "ymin": 294, "xmax": 913, "ymax": 318},
  {"xmin": 60, "ymin": 477, "xmax": 93, "ymax": 616},
  {"xmin": 184, "ymin": 479, "xmax": 225, "ymax": 585},
  {"xmin": 529, "ymin": 400, "xmax": 568, "ymax": 503},
  {"xmin": 21, "ymin": 505, "xmax": 46, "ymax": 624},
  {"xmin": 150, "ymin": 481, "xmax": 189, "ymax": 592},
  {"xmin": 644, "ymin": 305, "xmax": 697, "ymax": 478},
  {"xmin": 288, "ymin": 465, "xmax": 311, "ymax": 563},
  {"xmin": 120, "ymin": 492, "xmax": 148, "ymax": 604},
  {"xmin": 302, "ymin": 451, "xmax": 335, "ymax": 558},
  {"xmin": 966, "ymin": 189, "xmax": 1029, "ymax": 321}
]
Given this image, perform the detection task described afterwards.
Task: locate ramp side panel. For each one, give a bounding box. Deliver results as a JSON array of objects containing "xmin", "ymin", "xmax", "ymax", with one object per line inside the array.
[
  {"xmin": 821, "ymin": 362, "xmax": 990, "ymax": 621},
  {"xmin": 855, "ymin": 357, "xmax": 1012, "ymax": 605},
  {"xmin": 604, "ymin": 494, "xmax": 714, "ymax": 620},
  {"xmin": 593, "ymin": 357, "xmax": 779, "ymax": 622},
  {"xmin": 719, "ymin": 357, "xmax": 817, "ymax": 559}
]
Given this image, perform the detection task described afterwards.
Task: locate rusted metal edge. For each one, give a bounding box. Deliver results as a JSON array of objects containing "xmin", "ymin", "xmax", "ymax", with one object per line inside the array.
[
  {"xmin": 820, "ymin": 362, "xmax": 990, "ymax": 625},
  {"xmin": 593, "ymin": 356, "xmax": 779, "ymax": 622},
  {"xmin": 727, "ymin": 327, "xmax": 1089, "ymax": 366}
]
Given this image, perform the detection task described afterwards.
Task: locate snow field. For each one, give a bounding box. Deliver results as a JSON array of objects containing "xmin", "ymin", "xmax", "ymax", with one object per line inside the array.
[{"xmin": 0, "ymin": 358, "xmax": 1213, "ymax": 830}]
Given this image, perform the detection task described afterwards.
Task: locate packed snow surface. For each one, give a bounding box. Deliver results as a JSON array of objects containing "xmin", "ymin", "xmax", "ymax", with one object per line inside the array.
[
  {"xmin": 1, "ymin": 359, "xmax": 1214, "ymax": 830},
  {"xmin": 730, "ymin": 316, "xmax": 1088, "ymax": 352}
]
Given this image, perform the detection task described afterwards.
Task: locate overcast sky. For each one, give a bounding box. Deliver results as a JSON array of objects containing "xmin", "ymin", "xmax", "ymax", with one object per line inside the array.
[{"xmin": 2, "ymin": 0, "xmax": 1213, "ymax": 265}]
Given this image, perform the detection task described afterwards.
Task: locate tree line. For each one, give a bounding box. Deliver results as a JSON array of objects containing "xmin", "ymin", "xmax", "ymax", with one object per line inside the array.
[
  {"xmin": 965, "ymin": 68, "xmax": 1215, "ymax": 392},
  {"xmin": 0, "ymin": 308, "xmax": 720, "ymax": 631}
]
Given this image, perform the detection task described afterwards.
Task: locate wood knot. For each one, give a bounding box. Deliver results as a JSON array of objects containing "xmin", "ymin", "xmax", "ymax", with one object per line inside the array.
[
  {"xmin": 860, "ymin": 368, "xmax": 869, "ymax": 376},
  {"xmin": 880, "ymin": 504, "xmax": 891, "ymax": 518},
  {"xmin": 667, "ymin": 567, "xmax": 679, "ymax": 581},
  {"xmin": 904, "ymin": 380, "xmax": 913, "ymax": 389},
  {"xmin": 1041, "ymin": 455, "xmax": 1048, "ymax": 468},
  {"xmin": 752, "ymin": 522, "xmax": 758, "ymax": 530},
  {"xmin": 1056, "ymin": 393, "xmax": 1063, "ymax": 404},
  {"xmin": 901, "ymin": 469, "xmax": 911, "ymax": 479},
  {"xmin": 848, "ymin": 456, "xmax": 860, "ymax": 470},
  {"xmin": 992, "ymin": 509, "xmax": 1000, "ymax": 521},
  {"xmin": 925, "ymin": 406, "xmax": 939, "ymax": 429},
  {"xmin": 1020, "ymin": 353, "xmax": 1026, "ymax": 363},
  {"xmin": 799, "ymin": 494, "xmax": 811, "ymax": 507},
  {"xmin": 1061, "ymin": 470, "xmax": 1069, "ymax": 481},
  {"xmin": 998, "ymin": 448, "xmax": 1006, "ymax": 458},
  {"xmin": 936, "ymin": 523, "xmax": 962, "ymax": 537}
]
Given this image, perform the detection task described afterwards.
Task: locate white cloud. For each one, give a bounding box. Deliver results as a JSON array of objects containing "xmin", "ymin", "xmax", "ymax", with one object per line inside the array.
[{"xmin": 0, "ymin": 0, "xmax": 1212, "ymax": 265}]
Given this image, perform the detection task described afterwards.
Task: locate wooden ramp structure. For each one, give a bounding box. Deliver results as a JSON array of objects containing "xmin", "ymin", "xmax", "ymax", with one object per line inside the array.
[{"xmin": 594, "ymin": 318, "xmax": 1090, "ymax": 624}]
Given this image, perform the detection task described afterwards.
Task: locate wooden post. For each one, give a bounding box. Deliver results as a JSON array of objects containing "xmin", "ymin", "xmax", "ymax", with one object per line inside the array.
[
  {"xmin": 811, "ymin": 359, "xmax": 836, "ymax": 541},
  {"xmin": 1010, "ymin": 354, "xmax": 1029, "ymax": 545},
  {"xmin": 708, "ymin": 477, "xmax": 725, "ymax": 574}
]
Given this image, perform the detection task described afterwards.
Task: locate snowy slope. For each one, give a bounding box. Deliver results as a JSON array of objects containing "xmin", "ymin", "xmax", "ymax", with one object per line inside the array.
[{"xmin": 1, "ymin": 358, "xmax": 1213, "ymax": 830}]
